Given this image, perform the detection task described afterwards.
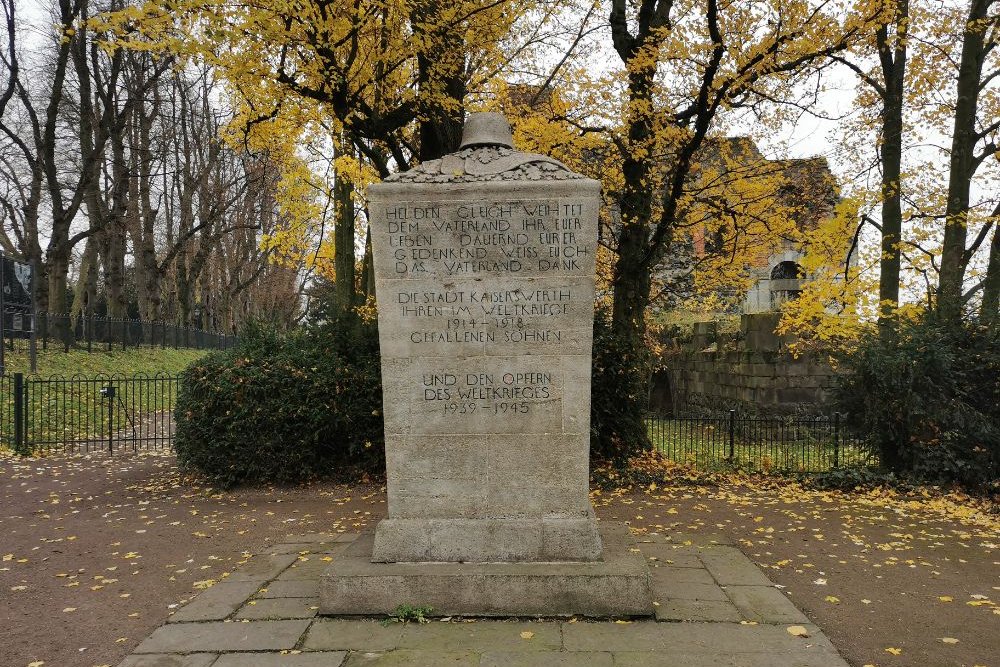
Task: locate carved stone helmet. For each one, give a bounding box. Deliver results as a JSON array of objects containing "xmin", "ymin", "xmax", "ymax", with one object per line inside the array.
[{"xmin": 459, "ymin": 112, "xmax": 514, "ymax": 149}]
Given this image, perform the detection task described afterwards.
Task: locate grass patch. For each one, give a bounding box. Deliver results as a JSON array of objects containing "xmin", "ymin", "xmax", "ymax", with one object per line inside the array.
[{"xmin": 1, "ymin": 347, "xmax": 207, "ymax": 377}]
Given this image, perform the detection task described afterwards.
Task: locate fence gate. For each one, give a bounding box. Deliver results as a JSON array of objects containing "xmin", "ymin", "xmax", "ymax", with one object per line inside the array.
[{"xmin": 1, "ymin": 373, "xmax": 179, "ymax": 454}]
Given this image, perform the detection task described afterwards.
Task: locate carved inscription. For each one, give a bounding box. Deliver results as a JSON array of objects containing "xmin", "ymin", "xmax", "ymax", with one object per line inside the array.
[
  {"xmin": 377, "ymin": 198, "xmax": 595, "ymax": 422},
  {"xmin": 386, "ymin": 201, "xmax": 589, "ymax": 276}
]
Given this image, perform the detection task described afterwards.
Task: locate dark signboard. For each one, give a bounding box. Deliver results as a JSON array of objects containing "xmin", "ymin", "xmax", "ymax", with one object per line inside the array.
[{"xmin": 1, "ymin": 255, "xmax": 33, "ymax": 337}]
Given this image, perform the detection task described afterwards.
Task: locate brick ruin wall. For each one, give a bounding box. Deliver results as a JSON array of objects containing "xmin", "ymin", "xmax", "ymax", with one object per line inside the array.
[{"xmin": 651, "ymin": 313, "xmax": 839, "ymax": 415}]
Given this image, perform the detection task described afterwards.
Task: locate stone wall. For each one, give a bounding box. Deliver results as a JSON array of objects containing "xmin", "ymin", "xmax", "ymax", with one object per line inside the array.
[{"xmin": 654, "ymin": 313, "xmax": 839, "ymax": 414}]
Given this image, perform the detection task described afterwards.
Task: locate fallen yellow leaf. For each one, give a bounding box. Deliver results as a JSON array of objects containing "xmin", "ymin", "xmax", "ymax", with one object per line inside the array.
[
  {"xmin": 519, "ymin": 631, "xmax": 534, "ymax": 639},
  {"xmin": 786, "ymin": 626, "xmax": 809, "ymax": 637},
  {"xmin": 885, "ymin": 647, "xmax": 902, "ymax": 655},
  {"xmin": 939, "ymin": 637, "xmax": 959, "ymax": 644}
]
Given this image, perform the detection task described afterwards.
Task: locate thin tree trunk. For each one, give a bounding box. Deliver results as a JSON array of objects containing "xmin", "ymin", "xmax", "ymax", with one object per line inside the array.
[
  {"xmin": 980, "ymin": 223, "xmax": 1000, "ymax": 324},
  {"xmin": 876, "ymin": 0, "xmax": 907, "ymax": 339},
  {"xmin": 334, "ymin": 174, "xmax": 356, "ymax": 310}
]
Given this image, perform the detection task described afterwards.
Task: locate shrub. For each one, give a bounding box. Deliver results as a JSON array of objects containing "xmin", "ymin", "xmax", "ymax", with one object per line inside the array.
[
  {"xmin": 835, "ymin": 316, "xmax": 1000, "ymax": 489},
  {"xmin": 591, "ymin": 310, "xmax": 652, "ymax": 463},
  {"xmin": 174, "ymin": 323, "xmax": 383, "ymax": 488}
]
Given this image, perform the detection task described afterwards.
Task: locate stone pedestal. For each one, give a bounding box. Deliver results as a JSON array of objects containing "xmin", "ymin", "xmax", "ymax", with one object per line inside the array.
[{"xmin": 321, "ymin": 523, "xmax": 653, "ymax": 617}]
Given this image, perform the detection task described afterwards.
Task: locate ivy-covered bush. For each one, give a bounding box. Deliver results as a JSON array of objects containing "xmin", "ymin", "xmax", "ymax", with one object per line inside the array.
[
  {"xmin": 836, "ymin": 316, "xmax": 1000, "ymax": 490},
  {"xmin": 590, "ymin": 309, "xmax": 652, "ymax": 463},
  {"xmin": 174, "ymin": 320, "xmax": 383, "ymax": 488}
]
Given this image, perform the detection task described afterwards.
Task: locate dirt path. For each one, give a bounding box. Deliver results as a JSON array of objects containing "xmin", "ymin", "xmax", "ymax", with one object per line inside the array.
[
  {"xmin": 0, "ymin": 451, "xmax": 381, "ymax": 667},
  {"xmin": 1, "ymin": 452, "xmax": 996, "ymax": 667},
  {"xmin": 596, "ymin": 481, "xmax": 999, "ymax": 667}
]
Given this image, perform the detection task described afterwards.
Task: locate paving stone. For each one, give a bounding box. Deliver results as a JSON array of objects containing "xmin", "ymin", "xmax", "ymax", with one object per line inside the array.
[
  {"xmin": 612, "ymin": 653, "xmax": 744, "ymax": 666},
  {"xmin": 212, "ymin": 652, "xmax": 348, "ymax": 667},
  {"xmin": 302, "ymin": 619, "xmax": 405, "ymax": 651},
  {"xmin": 653, "ymin": 599, "xmax": 743, "ymax": 622},
  {"xmin": 235, "ymin": 597, "xmax": 320, "ymax": 620},
  {"xmin": 724, "ymin": 585, "xmax": 809, "ymax": 624},
  {"xmin": 735, "ymin": 654, "xmax": 851, "ymax": 667},
  {"xmin": 562, "ymin": 621, "xmax": 669, "ymax": 651},
  {"xmin": 223, "ymin": 553, "xmax": 299, "ymax": 582},
  {"xmin": 564, "ymin": 621, "xmax": 839, "ymax": 654},
  {"xmin": 133, "ymin": 619, "xmax": 310, "ymax": 654},
  {"xmin": 341, "ymin": 650, "xmax": 478, "ymax": 666},
  {"xmin": 480, "ymin": 651, "xmax": 614, "ymax": 666},
  {"xmin": 277, "ymin": 556, "xmax": 339, "ymax": 580},
  {"xmin": 118, "ymin": 654, "xmax": 217, "ymax": 667},
  {"xmin": 631, "ymin": 543, "xmax": 703, "ymax": 568},
  {"xmin": 266, "ymin": 541, "xmax": 352, "ymax": 555},
  {"xmin": 258, "ymin": 579, "xmax": 319, "ymax": 598},
  {"xmin": 167, "ymin": 581, "xmax": 264, "ymax": 622},
  {"xmin": 398, "ymin": 621, "xmax": 561, "ymax": 652},
  {"xmin": 649, "ymin": 576, "xmax": 729, "ymax": 601},
  {"xmin": 647, "ymin": 564, "xmax": 714, "ymax": 585},
  {"xmin": 698, "ymin": 548, "xmax": 773, "ymax": 586}
]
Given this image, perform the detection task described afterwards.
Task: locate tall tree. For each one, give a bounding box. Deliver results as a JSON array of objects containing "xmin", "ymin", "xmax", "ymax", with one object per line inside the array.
[
  {"xmin": 935, "ymin": 0, "xmax": 999, "ymax": 324},
  {"xmin": 601, "ymin": 0, "xmax": 876, "ymax": 452}
]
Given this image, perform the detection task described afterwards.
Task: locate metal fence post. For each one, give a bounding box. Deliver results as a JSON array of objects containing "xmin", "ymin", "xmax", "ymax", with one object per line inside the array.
[
  {"xmin": 107, "ymin": 386, "xmax": 114, "ymax": 453},
  {"xmin": 833, "ymin": 412, "xmax": 841, "ymax": 468},
  {"xmin": 728, "ymin": 409, "xmax": 736, "ymax": 462},
  {"xmin": 13, "ymin": 373, "xmax": 26, "ymax": 454}
]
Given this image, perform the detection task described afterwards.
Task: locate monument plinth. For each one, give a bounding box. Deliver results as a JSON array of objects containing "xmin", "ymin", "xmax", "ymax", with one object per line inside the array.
[{"xmin": 320, "ymin": 113, "xmax": 652, "ymax": 616}]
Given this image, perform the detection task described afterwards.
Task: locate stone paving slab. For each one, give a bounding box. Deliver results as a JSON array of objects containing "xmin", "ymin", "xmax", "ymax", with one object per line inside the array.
[
  {"xmin": 133, "ymin": 619, "xmax": 311, "ymax": 653},
  {"xmin": 258, "ymin": 579, "xmax": 321, "ymax": 598},
  {"xmin": 397, "ymin": 621, "xmax": 561, "ymax": 652},
  {"xmin": 223, "ymin": 553, "xmax": 300, "ymax": 582},
  {"xmin": 278, "ymin": 555, "xmax": 344, "ymax": 580},
  {"xmin": 563, "ymin": 621, "xmax": 841, "ymax": 655},
  {"xmin": 235, "ymin": 597, "xmax": 320, "ymax": 620},
  {"xmin": 480, "ymin": 651, "xmax": 614, "ymax": 666},
  {"xmin": 342, "ymin": 649, "xmax": 478, "ymax": 666},
  {"xmin": 303, "ymin": 619, "xmax": 406, "ymax": 651},
  {"xmin": 119, "ymin": 655, "xmax": 218, "ymax": 667},
  {"xmin": 117, "ymin": 529, "xmax": 851, "ymax": 667},
  {"xmin": 653, "ymin": 598, "xmax": 743, "ymax": 622},
  {"xmin": 724, "ymin": 585, "xmax": 810, "ymax": 624},
  {"xmin": 166, "ymin": 581, "xmax": 263, "ymax": 623},
  {"xmin": 212, "ymin": 652, "xmax": 348, "ymax": 667},
  {"xmin": 699, "ymin": 547, "xmax": 775, "ymax": 586}
]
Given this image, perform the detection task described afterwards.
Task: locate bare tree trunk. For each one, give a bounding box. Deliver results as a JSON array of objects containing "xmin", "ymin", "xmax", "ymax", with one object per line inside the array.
[
  {"xmin": 937, "ymin": 0, "xmax": 991, "ymax": 324},
  {"xmin": 334, "ymin": 174, "xmax": 356, "ymax": 309},
  {"xmin": 981, "ymin": 222, "xmax": 1000, "ymax": 324},
  {"xmin": 876, "ymin": 0, "xmax": 908, "ymax": 339}
]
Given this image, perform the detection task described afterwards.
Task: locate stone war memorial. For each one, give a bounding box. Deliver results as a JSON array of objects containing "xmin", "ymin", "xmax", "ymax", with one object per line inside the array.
[{"xmin": 320, "ymin": 113, "xmax": 654, "ymax": 617}]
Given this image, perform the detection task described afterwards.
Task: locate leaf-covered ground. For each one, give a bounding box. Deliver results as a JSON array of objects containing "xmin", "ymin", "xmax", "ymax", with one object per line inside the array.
[{"xmin": 0, "ymin": 452, "xmax": 996, "ymax": 667}]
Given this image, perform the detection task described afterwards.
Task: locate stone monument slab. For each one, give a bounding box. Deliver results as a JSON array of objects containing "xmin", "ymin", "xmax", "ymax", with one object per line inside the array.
[
  {"xmin": 368, "ymin": 115, "xmax": 602, "ymax": 563},
  {"xmin": 320, "ymin": 113, "xmax": 653, "ymax": 616}
]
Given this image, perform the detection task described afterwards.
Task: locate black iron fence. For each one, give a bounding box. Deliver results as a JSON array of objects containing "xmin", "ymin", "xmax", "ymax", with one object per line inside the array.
[
  {"xmin": 3, "ymin": 312, "xmax": 237, "ymax": 355},
  {"xmin": 0, "ymin": 370, "xmax": 872, "ymax": 473},
  {"xmin": 646, "ymin": 410, "xmax": 872, "ymax": 473},
  {"xmin": 0, "ymin": 372, "xmax": 179, "ymax": 454}
]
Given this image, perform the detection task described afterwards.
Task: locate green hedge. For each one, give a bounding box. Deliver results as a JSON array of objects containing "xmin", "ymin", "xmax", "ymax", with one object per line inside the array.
[
  {"xmin": 836, "ymin": 316, "xmax": 1000, "ymax": 490},
  {"xmin": 174, "ymin": 324, "xmax": 383, "ymax": 488}
]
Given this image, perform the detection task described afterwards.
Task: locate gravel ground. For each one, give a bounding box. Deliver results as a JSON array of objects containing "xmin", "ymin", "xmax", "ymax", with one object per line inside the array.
[{"xmin": 1, "ymin": 451, "xmax": 996, "ymax": 667}]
